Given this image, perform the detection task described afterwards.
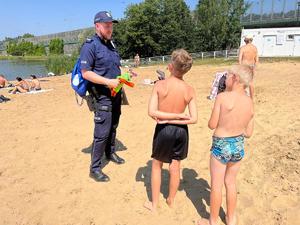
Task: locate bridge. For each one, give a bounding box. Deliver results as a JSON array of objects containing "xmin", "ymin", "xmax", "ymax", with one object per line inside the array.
[
  {"xmin": 0, "ymin": 27, "xmax": 94, "ymax": 55},
  {"xmin": 241, "ymin": 0, "xmax": 300, "ymax": 28}
]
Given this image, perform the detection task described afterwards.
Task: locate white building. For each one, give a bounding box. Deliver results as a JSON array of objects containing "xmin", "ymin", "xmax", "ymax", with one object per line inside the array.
[{"xmin": 241, "ymin": 27, "xmax": 300, "ymax": 57}]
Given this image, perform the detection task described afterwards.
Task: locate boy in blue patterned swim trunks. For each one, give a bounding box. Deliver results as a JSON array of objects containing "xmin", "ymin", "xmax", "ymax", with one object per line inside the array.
[
  {"xmin": 198, "ymin": 65, "xmax": 254, "ymax": 225},
  {"xmin": 211, "ymin": 135, "xmax": 245, "ymax": 164}
]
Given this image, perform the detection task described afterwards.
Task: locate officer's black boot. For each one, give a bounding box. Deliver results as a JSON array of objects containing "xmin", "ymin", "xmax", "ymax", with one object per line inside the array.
[
  {"xmin": 89, "ymin": 170, "xmax": 110, "ymax": 182},
  {"xmin": 107, "ymin": 152, "xmax": 125, "ymax": 164}
]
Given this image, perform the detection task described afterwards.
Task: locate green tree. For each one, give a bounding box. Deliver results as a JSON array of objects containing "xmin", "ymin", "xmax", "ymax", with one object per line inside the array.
[
  {"xmin": 6, "ymin": 40, "xmax": 46, "ymax": 56},
  {"xmin": 226, "ymin": 0, "xmax": 249, "ymax": 49},
  {"xmin": 114, "ymin": 0, "xmax": 195, "ymax": 58},
  {"xmin": 22, "ymin": 33, "xmax": 34, "ymax": 38},
  {"xmin": 49, "ymin": 38, "xmax": 64, "ymax": 55},
  {"xmin": 194, "ymin": 0, "xmax": 248, "ymax": 51}
]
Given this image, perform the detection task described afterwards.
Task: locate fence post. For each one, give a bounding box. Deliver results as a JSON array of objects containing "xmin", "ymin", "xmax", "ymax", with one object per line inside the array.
[
  {"xmin": 201, "ymin": 52, "xmax": 204, "ymax": 60},
  {"xmin": 214, "ymin": 51, "xmax": 216, "ymax": 59},
  {"xmin": 149, "ymin": 58, "xmax": 151, "ymax": 62},
  {"xmin": 225, "ymin": 50, "xmax": 228, "ymax": 58},
  {"xmin": 162, "ymin": 56, "xmax": 165, "ymax": 62}
]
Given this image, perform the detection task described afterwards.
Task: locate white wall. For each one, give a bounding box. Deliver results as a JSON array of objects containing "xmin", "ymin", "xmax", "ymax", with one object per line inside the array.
[{"xmin": 241, "ymin": 27, "xmax": 300, "ymax": 57}]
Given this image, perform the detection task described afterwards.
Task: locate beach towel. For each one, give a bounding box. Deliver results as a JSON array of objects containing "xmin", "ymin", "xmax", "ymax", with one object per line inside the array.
[
  {"xmin": 8, "ymin": 89, "xmax": 53, "ymax": 95},
  {"xmin": 208, "ymin": 71, "xmax": 227, "ymax": 100},
  {"xmin": 25, "ymin": 89, "xmax": 53, "ymax": 94}
]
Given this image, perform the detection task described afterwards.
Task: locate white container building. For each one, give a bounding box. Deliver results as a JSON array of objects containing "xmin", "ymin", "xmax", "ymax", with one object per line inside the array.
[{"xmin": 241, "ymin": 27, "xmax": 300, "ymax": 57}]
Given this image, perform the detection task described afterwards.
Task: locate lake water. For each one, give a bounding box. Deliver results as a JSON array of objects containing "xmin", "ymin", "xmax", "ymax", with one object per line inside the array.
[{"xmin": 0, "ymin": 59, "xmax": 47, "ymax": 81}]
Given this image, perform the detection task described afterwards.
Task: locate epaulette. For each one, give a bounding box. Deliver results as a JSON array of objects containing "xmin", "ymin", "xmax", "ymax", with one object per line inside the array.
[{"xmin": 85, "ymin": 38, "xmax": 93, "ymax": 43}]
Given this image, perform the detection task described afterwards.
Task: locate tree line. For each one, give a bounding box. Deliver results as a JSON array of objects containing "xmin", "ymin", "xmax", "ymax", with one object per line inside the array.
[
  {"xmin": 5, "ymin": 0, "xmax": 247, "ymax": 59},
  {"xmin": 6, "ymin": 37, "xmax": 64, "ymax": 56},
  {"xmin": 113, "ymin": 0, "xmax": 247, "ymax": 58}
]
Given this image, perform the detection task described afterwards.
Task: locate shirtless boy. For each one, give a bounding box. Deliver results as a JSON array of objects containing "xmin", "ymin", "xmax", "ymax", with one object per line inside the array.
[
  {"xmin": 238, "ymin": 34, "xmax": 258, "ymax": 99},
  {"xmin": 198, "ymin": 65, "xmax": 254, "ymax": 225},
  {"xmin": 145, "ymin": 49, "xmax": 198, "ymax": 212}
]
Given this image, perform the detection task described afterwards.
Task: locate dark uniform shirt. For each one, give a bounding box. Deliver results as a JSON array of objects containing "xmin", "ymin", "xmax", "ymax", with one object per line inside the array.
[{"xmin": 80, "ymin": 34, "xmax": 121, "ymax": 105}]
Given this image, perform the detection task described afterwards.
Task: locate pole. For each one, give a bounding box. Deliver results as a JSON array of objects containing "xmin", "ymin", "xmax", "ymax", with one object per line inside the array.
[{"xmin": 297, "ymin": 1, "xmax": 300, "ymax": 25}]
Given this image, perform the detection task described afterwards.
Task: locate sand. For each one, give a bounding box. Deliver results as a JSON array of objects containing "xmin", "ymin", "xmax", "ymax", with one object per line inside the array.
[{"xmin": 0, "ymin": 61, "xmax": 299, "ymax": 225}]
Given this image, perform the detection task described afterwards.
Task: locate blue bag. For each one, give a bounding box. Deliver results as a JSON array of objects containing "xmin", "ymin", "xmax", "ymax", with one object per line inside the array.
[{"xmin": 71, "ymin": 58, "xmax": 89, "ymax": 97}]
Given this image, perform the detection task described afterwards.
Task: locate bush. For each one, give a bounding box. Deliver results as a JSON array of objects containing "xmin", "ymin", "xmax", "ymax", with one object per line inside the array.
[
  {"xmin": 7, "ymin": 40, "xmax": 46, "ymax": 56},
  {"xmin": 45, "ymin": 54, "xmax": 77, "ymax": 75},
  {"xmin": 49, "ymin": 38, "xmax": 64, "ymax": 55}
]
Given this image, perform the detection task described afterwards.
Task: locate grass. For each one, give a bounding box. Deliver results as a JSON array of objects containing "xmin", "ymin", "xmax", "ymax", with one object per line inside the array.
[{"xmin": 0, "ymin": 55, "xmax": 47, "ymax": 61}]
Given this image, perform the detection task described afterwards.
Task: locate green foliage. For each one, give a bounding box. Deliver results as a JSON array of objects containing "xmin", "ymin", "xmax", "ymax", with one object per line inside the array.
[
  {"xmin": 194, "ymin": 0, "xmax": 247, "ymax": 51},
  {"xmin": 45, "ymin": 54, "xmax": 77, "ymax": 75},
  {"xmin": 49, "ymin": 38, "xmax": 64, "ymax": 55},
  {"xmin": 22, "ymin": 33, "xmax": 34, "ymax": 38},
  {"xmin": 6, "ymin": 40, "xmax": 46, "ymax": 56},
  {"xmin": 113, "ymin": 0, "xmax": 247, "ymax": 57},
  {"xmin": 114, "ymin": 0, "xmax": 195, "ymax": 58}
]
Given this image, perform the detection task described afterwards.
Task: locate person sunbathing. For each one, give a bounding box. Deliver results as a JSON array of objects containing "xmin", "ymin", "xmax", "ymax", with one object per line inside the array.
[
  {"xmin": 10, "ymin": 77, "xmax": 30, "ymax": 94},
  {"xmin": 29, "ymin": 75, "xmax": 41, "ymax": 91},
  {"xmin": 0, "ymin": 74, "xmax": 8, "ymax": 88}
]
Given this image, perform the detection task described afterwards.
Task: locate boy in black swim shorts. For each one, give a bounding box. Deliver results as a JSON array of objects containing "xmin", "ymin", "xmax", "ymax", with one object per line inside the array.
[{"xmin": 144, "ymin": 49, "xmax": 198, "ymax": 212}]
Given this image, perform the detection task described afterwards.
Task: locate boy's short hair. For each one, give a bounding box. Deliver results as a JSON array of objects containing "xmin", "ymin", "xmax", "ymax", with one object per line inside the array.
[
  {"xmin": 171, "ymin": 49, "xmax": 193, "ymax": 75},
  {"xmin": 228, "ymin": 65, "xmax": 253, "ymax": 87},
  {"xmin": 0, "ymin": 74, "xmax": 4, "ymax": 78}
]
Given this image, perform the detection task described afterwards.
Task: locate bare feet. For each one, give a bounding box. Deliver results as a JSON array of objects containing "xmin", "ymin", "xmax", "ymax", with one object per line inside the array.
[
  {"xmin": 196, "ymin": 218, "xmax": 219, "ymax": 225},
  {"xmin": 166, "ymin": 197, "xmax": 174, "ymax": 208},
  {"xmin": 196, "ymin": 218, "xmax": 210, "ymax": 225},
  {"xmin": 143, "ymin": 201, "xmax": 156, "ymax": 212},
  {"xmin": 226, "ymin": 216, "xmax": 236, "ymax": 225}
]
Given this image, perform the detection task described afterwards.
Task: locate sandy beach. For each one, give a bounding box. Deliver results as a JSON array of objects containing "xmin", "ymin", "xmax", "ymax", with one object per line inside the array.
[{"xmin": 0, "ymin": 61, "xmax": 299, "ymax": 225}]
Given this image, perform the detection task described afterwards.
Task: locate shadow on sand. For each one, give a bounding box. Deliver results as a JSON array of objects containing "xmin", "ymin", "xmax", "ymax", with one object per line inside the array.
[
  {"xmin": 136, "ymin": 161, "xmax": 226, "ymax": 224},
  {"xmin": 81, "ymin": 138, "xmax": 127, "ymax": 169}
]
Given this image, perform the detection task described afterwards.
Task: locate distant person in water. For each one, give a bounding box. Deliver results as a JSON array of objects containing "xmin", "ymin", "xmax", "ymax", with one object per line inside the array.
[
  {"xmin": 10, "ymin": 77, "xmax": 30, "ymax": 94},
  {"xmin": 0, "ymin": 74, "xmax": 8, "ymax": 88},
  {"xmin": 29, "ymin": 75, "xmax": 41, "ymax": 91}
]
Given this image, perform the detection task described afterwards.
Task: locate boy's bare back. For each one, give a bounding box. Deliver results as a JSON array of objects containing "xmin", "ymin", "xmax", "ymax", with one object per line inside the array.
[
  {"xmin": 156, "ymin": 76, "xmax": 194, "ymax": 114},
  {"xmin": 213, "ymin": 91, "xmax": 253, "ymax": 137}
]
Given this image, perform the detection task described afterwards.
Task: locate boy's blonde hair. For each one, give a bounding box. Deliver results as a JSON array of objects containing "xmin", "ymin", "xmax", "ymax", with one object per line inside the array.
[
  {"xmin": 228, "ymin": 65, "xmax": 253, "ymax": 87},
  {"xmin": 171, "ymin": 49, "xmax": 193, "ymax": 75}
]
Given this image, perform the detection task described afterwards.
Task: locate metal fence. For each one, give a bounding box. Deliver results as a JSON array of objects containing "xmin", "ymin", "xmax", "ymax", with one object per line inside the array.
[{"xmin": 121, "ymin": 49, "xmax": 239, "ymax": 67}]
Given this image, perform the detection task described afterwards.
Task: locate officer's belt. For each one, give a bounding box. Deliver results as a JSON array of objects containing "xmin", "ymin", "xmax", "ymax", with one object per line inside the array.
[{"xmin": 95, "ymin": 105, "xmax": 112, "ymax": 112}]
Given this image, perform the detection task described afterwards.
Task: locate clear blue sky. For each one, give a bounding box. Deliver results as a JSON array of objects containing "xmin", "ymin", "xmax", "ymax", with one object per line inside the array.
[{"xmin": 0, "ymin": 0, "xmax": 198, "ymax": 41}]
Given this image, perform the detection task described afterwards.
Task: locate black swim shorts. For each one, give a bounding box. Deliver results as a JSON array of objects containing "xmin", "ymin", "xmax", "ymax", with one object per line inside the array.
[{"xmin": 151, "ymin": 124, "xmax": 189, "ymax": 163}]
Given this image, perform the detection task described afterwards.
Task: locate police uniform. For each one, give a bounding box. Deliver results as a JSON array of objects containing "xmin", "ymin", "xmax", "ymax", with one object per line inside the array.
[{"xmin": 80, "ymin": 34, "xmax": 123, "ymax": 174}]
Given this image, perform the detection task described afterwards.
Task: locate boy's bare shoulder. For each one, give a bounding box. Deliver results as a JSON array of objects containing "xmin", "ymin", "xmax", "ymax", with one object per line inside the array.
[
  {"xmin": 215, "ymin": 91, "xmax": 228, "ymax": 100},
  {"xmin": 153, "ymin": 79, "xmax": 165, "ymax": 88}
]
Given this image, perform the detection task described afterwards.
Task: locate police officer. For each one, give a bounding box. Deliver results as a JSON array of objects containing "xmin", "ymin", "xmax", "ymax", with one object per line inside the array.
[{"xmin": 80, "ymin": 11, "xmax": 125, "ymax": 182}]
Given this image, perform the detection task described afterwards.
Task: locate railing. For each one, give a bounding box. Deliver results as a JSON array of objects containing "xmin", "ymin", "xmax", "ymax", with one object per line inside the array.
[{"xmin": 121, "ymin": 49, "xmax": 239, "ymax": 67}]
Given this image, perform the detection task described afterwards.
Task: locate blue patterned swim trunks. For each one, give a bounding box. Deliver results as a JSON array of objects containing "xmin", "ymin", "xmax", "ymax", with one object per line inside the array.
[{"xmin": 211, "ymin": 135, "xmax": 245, "ymax": 164}]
